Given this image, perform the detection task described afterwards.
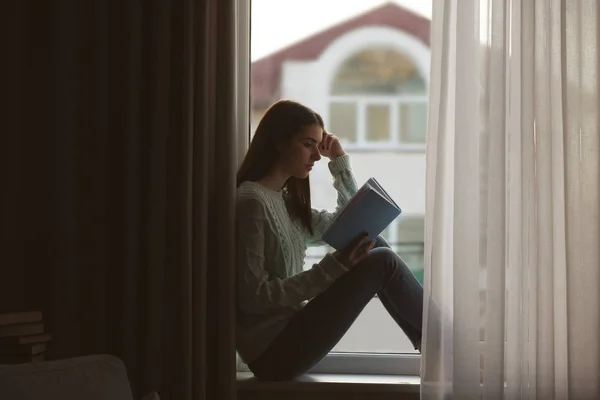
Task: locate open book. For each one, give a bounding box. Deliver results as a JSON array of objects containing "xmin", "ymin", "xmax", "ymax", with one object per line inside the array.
[{"xmin": 322, "ymin": 178, "xmax": 402, "ymax": 250}]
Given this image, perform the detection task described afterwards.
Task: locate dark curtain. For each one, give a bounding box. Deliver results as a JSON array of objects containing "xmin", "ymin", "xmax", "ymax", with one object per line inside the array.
[{"xmin": 2, "ymin": 1, "xmax": 239, "ymax": 399}]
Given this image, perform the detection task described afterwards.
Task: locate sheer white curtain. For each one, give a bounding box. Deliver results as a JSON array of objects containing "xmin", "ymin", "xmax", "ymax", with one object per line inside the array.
[{"xmin": 422, "ymin": 0, "xmax": 599, "ymax": 398}]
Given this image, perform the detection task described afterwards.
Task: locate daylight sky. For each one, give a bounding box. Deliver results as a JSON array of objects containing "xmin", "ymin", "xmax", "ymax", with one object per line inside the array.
[{"xmin": 251, "ymin": 0, "xmax": 433, "ymax": 61}]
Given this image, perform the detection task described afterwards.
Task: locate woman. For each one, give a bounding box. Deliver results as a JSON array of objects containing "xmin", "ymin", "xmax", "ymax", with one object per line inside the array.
[{"xmin": 236, "ymin": 99, "xmax": 424, "ymax": 381}]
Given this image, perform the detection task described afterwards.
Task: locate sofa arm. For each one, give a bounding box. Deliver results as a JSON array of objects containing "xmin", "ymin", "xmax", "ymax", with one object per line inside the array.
[
  {"xmin": 0, "ymin": 354, "xmax": 135, "ymax": 400},
  {"xmin": 141, "ymin": 391, "xmax": 160, "ymax": 400}
]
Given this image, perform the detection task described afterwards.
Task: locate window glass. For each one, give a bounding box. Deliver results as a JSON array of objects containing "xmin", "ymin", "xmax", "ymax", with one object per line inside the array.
[
  {"xmin": 366, "ymin": 103, "xmax": 391, "ymax": 142},
  {"xmin": 332, "ymin": 48, "xmax": 426, "ymax": 95},
  {"xmin": 329, "ymin": 102, "xmax": 358, "ymax": 143},
  {"xmin": 400, "ymin": 102, "xmax": 428, "ymax": 143}
]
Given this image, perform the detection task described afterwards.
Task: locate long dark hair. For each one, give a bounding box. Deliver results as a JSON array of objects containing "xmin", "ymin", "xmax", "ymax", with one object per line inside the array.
[{"xmin": 237, "ymin": 100, "xmax": 324, "ymax": 235}]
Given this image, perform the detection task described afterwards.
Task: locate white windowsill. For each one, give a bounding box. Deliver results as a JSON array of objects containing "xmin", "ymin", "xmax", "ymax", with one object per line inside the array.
[{"xmin": 237, "ymin": 372, "xmax": 420, "ymax": 394}]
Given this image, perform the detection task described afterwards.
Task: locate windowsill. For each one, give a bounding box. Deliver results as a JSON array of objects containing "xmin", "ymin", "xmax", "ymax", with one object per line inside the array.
[{"xmin": 237, "ymin": 372, "xmax": 420, "ymax": 394}]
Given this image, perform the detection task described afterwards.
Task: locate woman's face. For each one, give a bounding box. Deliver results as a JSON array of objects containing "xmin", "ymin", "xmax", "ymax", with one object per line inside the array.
[{"xmin": 277, "ymin": 123, "xmax": 323, "ymax": 179}]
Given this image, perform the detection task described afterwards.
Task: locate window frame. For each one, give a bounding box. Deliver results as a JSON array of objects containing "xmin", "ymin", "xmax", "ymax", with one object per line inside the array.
[
  {"xmin": 245, "ymin": 0, "xmax": 422, "ymax": 377},
  {"xmin": 310, "ymin": 352, "xmax": 421, "ymax": 375}
]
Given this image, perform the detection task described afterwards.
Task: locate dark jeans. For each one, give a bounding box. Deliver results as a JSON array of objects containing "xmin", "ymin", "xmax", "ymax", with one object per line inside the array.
[{"xmin": 248, "ymin": 237, "xmax": 424, "ymax": 381}]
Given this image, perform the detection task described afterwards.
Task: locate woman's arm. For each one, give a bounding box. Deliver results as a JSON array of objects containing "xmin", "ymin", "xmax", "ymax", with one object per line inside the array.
[
  {"xmin": 307, "ymin": 154, "xmax": 358, "ymax": 246},
  {"xmin": 236, "ymin": 196, "xmax": 348, "ymax": 315}
]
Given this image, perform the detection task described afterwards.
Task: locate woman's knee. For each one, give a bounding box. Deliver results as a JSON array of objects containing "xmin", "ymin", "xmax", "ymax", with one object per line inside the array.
[
  {"xmin": 373, "ymin": 235, "xmax": 392, "ymax": 249},
  {"xmin": 367, "ymin": 247, "xmax": 400, "ymax": 265},
  {"xmin": 365, "ymin": 247, "xmax": 410, "ymax": 275}
]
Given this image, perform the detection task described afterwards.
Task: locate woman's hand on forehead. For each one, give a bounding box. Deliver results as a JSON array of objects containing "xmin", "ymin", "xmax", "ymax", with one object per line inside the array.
[{"xmin": 319, "ymin": 132, "xmax": 346, "ymax": 159}]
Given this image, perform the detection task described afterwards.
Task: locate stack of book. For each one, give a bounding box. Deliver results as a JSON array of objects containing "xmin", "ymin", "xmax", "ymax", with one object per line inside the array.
[{"xmin": 0, "ymin": 311, "xmax": 51, "ymax": 364}]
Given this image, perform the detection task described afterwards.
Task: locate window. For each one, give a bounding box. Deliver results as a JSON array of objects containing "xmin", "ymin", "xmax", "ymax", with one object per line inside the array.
[
  {"xmin": 328, "ymin": 48, "xmax": 428, "ymax": 149},
  {"xmin": 250, "ymin": 0, "xmax": 432, "ymax": 376}
]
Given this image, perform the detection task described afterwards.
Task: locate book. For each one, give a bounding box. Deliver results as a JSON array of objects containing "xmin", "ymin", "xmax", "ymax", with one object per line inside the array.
[
  {"xmin": 0, "ymin": 322, "xmax": 44, "ymax": 338},
  {"xmin": 0, "ymin": 332, "xmax": 52, "ymax": 345},
  {"xmin": 0, "ymin": 311, "xmax": 42, "ymax": 326},
  {"xmin": 0, "ymin": 342, "xmax": 47, "ymax": 355},
  {"xmin": 322, "ymin": 177, "xmax": 401, "ymax": 250},
  {"xmin": 0, "ymin": 353, "xmax": 45, "ymax": 364}
]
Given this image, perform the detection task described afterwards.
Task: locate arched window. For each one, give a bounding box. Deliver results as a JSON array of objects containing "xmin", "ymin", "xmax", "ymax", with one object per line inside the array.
[{"xmin": 327, "ymin": 48, "xmax": 428, "ymax": 147}]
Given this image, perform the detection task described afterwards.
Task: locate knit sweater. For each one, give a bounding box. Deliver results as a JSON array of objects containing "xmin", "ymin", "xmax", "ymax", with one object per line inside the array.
[{"xmin": 236, "ymin": 154, "xmax": 358, "ymax": 364}]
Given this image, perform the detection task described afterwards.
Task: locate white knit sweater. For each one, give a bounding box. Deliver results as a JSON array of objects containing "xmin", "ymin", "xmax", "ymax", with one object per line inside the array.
[{"xmin": 236, "ymin": 154, "xmax": 358, "ymax": 363}]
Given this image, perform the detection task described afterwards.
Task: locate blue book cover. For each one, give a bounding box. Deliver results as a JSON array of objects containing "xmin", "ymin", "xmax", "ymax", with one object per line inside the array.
[{"xmin": 322, "ymin": 178, "xmax": 402, "ymax": 250}]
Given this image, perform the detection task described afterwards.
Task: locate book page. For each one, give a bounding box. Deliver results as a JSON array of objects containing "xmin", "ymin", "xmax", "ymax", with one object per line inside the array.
[{"xmin": 367, "ymin": 178, "xmax": 399, "ymax": 209}]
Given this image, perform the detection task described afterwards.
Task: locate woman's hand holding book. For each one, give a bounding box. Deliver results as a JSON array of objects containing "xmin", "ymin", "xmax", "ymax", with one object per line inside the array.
[{"xmin": 332, "ymin": 232, "xmax": 375, "ymax": 269}]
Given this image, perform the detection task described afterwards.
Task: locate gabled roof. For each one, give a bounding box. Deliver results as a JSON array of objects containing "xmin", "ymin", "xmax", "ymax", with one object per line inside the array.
[{"xmin": 251, "ymin": 2, "xmax": 431, "ymax": 109}]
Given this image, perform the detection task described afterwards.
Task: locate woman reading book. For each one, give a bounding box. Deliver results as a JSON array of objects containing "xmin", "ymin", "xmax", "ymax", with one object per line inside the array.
[{"xmin": 236, "ymin": 100, "xmax": 424, "ymax": 380}]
